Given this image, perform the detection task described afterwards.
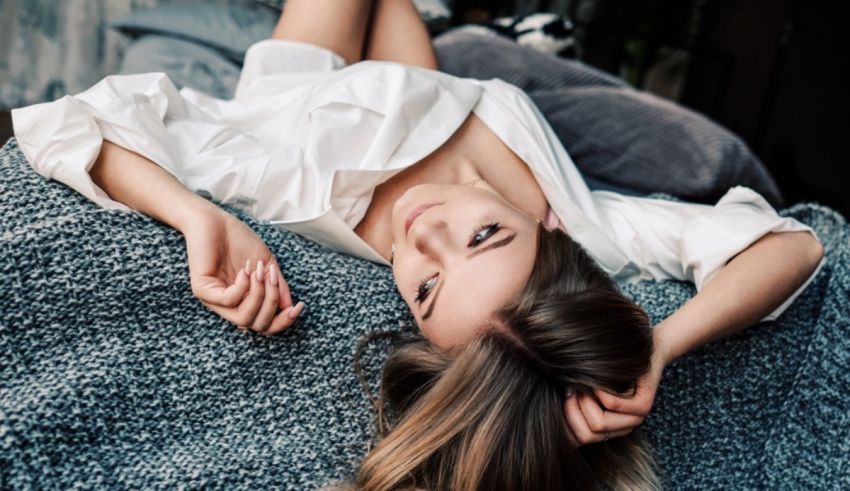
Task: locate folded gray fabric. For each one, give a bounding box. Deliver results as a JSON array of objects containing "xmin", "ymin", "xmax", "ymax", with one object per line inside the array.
[
  {"xmin": 434, "ymin": 28, "xmax": 627, "ymax": 91},
  {"xmin": 530, "ymin": 86, "xmax": 783, "ymax": 205},
  {"xmin": 1, "ymin": 137, "xmax": 848, "ymax": 489}
]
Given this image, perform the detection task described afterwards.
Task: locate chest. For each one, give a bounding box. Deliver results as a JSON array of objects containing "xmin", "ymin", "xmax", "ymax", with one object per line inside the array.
[
  {"xmin": 463, "ymin": 114, "xmax": 550, "ymax": 221},
  {"xmin": 373, "ymin": 113, "xmax": 549, "ymax": 218},
  {"xmin": 353, "ymin": 113, "xmax": 550, "ymax": 260}
]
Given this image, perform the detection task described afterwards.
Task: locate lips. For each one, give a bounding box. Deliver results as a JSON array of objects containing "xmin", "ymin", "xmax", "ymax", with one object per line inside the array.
[{"xmin": 404, "ymin": 203, "xmax": 438, "ymax": 233}]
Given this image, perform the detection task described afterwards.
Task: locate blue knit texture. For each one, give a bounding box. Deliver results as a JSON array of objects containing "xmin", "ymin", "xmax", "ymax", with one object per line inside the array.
[{"xmin": 1, "ymin": 137, "xmax": 848, "ymax": 489}]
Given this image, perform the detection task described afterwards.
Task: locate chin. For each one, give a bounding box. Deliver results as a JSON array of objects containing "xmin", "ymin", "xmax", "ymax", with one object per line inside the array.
[
  {"xmin": 392, "ymin": 184, "xmax": 428, "ymax": 228},
  {"xmin": 390, "ymin": 195, "xmax": 406, "ymax": 236}
]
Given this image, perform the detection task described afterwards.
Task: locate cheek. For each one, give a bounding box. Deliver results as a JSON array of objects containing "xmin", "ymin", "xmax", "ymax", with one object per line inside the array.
[
  {"xmin": 392, "ymin": 265, "xmax": 412, "ymax": 300},
  {"xmin": 415, "ymin": 302, "xmax": 487, "ymax": 351},
  {"xmin": 417, "ymin": 320, "xmax": 452, "ymax": 351},
  {"xmin": 393, "ymin": 265, "xmax": 423, "ymax": 325}
]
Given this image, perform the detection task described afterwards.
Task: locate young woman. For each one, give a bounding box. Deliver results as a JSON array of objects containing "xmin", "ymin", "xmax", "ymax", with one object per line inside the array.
[{"xmin": 11, "ymin": 0, "xmax": 824, "ymax": 488}]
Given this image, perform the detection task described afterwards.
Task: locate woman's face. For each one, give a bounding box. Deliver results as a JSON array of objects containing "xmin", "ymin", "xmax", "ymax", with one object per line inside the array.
[{"xmin": 391, "ymin": 182, "xmax": 539, "ymax": 351}]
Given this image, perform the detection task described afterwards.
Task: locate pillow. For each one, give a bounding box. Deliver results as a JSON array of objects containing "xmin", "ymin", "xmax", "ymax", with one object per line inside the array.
[
  {"xmin": 451, "ymin": 12, "xmax": 579, "ymax": 58},
  {"xmin": 253, "ymin": 0, "xmax": 452, "ymax": 33},
  {"xmin": 116, "ymin": 35, "xmax": 242, "ymax": 100},
  {"xmin": 432, "ymin": 30, "xmax": 785, "ymax": 206},
  {"xmin": 110, "ymin": 2, "xmax": 279, "ymax": 63}
]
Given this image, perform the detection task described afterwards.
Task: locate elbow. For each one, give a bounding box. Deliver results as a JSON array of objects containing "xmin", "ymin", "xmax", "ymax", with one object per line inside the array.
[
  {"xmin": 764, "ymin": 230, "xmax": 824, "ymax": 275},
  {"xmin": 808, "ymin": 235, "xmax": 825, "ymax": 269},
  {"xmin": 791, "ymin": 231, "xmax": 825, "ymax": 273}
]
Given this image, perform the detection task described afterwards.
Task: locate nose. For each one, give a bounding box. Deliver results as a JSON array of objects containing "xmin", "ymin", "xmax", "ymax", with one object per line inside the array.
[{"xmin": 410, "ymin": 212, "xmax": 452, "ymax": 257}]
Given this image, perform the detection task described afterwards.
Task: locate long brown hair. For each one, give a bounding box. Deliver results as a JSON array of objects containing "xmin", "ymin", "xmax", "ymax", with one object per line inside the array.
[{"xmin": 354, "ymin": 223, "xmax": 658, "ymax": 490}]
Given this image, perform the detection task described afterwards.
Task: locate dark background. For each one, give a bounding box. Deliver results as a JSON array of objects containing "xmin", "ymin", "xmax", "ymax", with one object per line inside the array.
[
  {"xmin": 0, "ymin": 111, "xmax": 10, "ymax": 147},
  {"xmin": 456, "ymin": 0, "xmax": 850, "ymax": 217},
  {"xmin": 2, "ymin": 0, "xmax": 847, "ymax": 217}
]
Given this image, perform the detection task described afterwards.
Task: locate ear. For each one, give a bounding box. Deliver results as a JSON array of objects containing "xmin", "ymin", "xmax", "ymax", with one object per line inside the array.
[{"xmin": 534, "ymin": 216, "xmax": 556, "ymax": 232}]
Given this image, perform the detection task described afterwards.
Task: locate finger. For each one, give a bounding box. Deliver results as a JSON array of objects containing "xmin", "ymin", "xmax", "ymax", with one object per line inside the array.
[
  {"xmin": 601, "ymin": 427, "xmax": 634, "ymax": 442},
  {"xmin": 566, "ymin": 394, "xmax": 635, "ymax": 445},
  {"xmin": 594, "ymin": 387, "xmax": 653, "ymax": 416},
  {"xmin": 193, "ymin": 269, "xmax": 250, "ymax": 308},
  {"xmin": 199, "ymin": 298, "xmax": 248, "ymax": 331},
  {"xmin": 218, "ymin": 269, "xmax": 251, "ymax": 307},
  {"xmin": 610, "ymin": 427, "xmax": 634, "ymax": 438},
  {"xmin": 252, "ymin": 264, "xmax": 281, "ymax": 332},
  {"xmin": 232, "ymin": 262, "xmax": 266, "ymax": 327},
  {"xmin": 576, "ymin": 393, "xmax": 644, "ymax": 434},
  {"xmin": 264, "ymin": 301, "xmax": 305, "ymax": 336},
  {"xmin": 269, "ymin": 259, "xmax": 293, "ymax": 310},
  {"xmin": 564, "ymin": 393, "xmax": 597, "ymax": 446}
]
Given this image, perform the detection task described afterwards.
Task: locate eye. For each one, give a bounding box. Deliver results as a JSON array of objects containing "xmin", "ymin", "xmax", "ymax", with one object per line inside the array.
[
  {"xmin": 414, "ymin": 275, "xmax": 438, "ymax": 304},
  {"xmin": 468, "ymin": 221, "xmax": 501, "ymax": 248},
  {"xmin": 412, "ymin": 221, "xmax": 501, "ymax": 305}
]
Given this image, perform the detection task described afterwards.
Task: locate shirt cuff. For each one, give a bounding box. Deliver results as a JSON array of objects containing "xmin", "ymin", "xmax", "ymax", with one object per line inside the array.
[
  {"xmin": 12, "ymin": 96, "xmax": 131, "ymax": 211},
  {"xmin": 11, "ymin": 73, "xmax": 187, "ymax": 213},
  {"xmin": 679, "ymin": 186, "xmax": 822, "ymax": 322}
]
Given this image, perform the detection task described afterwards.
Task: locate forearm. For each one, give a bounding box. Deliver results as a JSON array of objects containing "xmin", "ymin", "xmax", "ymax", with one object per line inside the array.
[
  {"xmin": 654, "ymin": 231, "xmax": 824, "ymax": 364},
  {"xmin": 90, "ymin": 141, "xmax": 223, "ymax": 234}
]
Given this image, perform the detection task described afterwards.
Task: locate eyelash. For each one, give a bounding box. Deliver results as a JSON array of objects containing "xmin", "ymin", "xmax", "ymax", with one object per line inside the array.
[{"xmin": 413, "ymin": 221, "xmax": 501, "ymax": 304}]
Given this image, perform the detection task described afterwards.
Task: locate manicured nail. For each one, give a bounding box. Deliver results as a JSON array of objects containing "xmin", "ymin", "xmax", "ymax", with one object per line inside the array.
[
  {"xmin": 269, "ymin": 267, "xmax": 278, "ymax": 286},
  {"xmin": 288, "ymin": 301, "xmax": 304, "ymax": 319},
  {"xmin": 256, "ymin": 260, "xmax": 264, "ymax": 282}
]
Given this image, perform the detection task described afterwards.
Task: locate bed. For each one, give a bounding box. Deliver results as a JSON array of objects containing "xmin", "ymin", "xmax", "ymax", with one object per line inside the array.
[{"xmin": 2, "ymin": 2, "xmax": 848, "ymax": 489}]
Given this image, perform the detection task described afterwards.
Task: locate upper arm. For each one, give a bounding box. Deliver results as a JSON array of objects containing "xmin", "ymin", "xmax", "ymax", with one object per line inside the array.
[
  {"xmin": 674, "ymin": 187, "xmax": 820, "ymax": 291},
  {"xmin": 594, "ymin": 186, "xmax": 821, "ymax": 291}
]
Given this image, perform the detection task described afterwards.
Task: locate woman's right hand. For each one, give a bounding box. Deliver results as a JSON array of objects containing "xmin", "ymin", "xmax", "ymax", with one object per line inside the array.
[
  {"xmin": 180, "ymin": 205, "xmax": 305, "ymax": 335},
  {"xmin": 564, "ymin": 330, "xmax": 671, "ymax": 445}
]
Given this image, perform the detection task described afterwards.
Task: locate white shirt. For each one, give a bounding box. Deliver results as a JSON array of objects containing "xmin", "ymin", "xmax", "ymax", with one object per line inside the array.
[{"xmin": 11, "ymin": 39, "xmax": 822, "ymax": 322}]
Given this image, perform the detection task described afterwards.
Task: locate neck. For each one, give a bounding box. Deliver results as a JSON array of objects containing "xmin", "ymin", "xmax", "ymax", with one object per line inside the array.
[{"xmin": 353, "ymin": 119, "xmax": 485, "ymax": 262}]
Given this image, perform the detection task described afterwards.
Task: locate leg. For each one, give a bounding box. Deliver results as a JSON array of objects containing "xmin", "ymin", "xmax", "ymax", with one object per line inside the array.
[
  {"xmin": 363, "ymin": 0, "xmax": 438, "ymax": 70},
  {"xmin": 271, "ymin": 0, "xmax": 374, "ymax": 65}
]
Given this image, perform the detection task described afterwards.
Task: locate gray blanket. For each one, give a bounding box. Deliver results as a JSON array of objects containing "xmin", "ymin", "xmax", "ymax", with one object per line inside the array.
[{"xmin": 1, "ymin": 136, "xmax": 848, "ymax": 489}]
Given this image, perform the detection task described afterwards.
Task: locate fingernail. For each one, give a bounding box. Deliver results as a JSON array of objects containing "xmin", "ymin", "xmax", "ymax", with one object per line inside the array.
[
  {"xmin": 269, "ymin": 267, "xmax": 278, "ymax": 286},
  {"xmin": 256, "ymin": 260, "xmax": 264, "ymax": 282},
  {"xmin": 288, "ymin": 301, "xmax": 304, "ymax": 319},
  {"xmin": 245, "ymin": 259, "xmax": 251, "ymax": 275}
]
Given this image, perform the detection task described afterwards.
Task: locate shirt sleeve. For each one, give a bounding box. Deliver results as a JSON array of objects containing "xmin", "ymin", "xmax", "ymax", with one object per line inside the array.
[
  {"xmin": 10, "ymin": 72, "xmax": 191, "ymax": 212},
  {"xmin": 592, "ymin": 186, "xmax": 824, "ymax": 322}
]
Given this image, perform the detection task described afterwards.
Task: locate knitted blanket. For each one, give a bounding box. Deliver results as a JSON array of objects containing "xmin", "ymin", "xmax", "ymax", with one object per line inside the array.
[{"xmin": 1, "ymin": 137, "xmax": 848, "ymax": 489}]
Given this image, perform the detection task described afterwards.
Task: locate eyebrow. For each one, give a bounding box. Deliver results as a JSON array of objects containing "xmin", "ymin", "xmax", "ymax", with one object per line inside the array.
[{"xmin": 422, "ymin": 232, "xmax": 517, "ymax": 320}]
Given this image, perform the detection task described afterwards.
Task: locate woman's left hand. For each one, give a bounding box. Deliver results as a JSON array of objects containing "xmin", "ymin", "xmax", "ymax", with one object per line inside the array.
[{"xmin": 563, "ymin": 334, "xmax": 672, "ymax": 445}]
